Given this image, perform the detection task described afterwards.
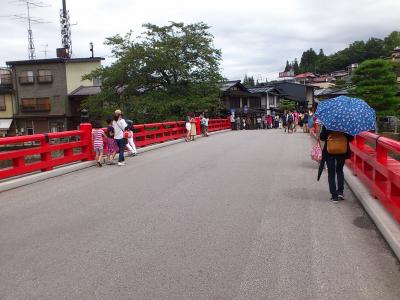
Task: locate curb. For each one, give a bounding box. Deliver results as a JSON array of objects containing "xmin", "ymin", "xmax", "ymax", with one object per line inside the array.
[
  {"xmin": 344, "ymin": 166, "xmax": 400, "ymax": 260},
  {"xmin": 0, "ymin": 129, "xmax": 232, "ymax": 193}
]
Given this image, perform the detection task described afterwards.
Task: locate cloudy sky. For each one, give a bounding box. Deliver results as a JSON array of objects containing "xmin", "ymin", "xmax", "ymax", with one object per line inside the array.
[{"xmin": 0, "ymin": 0, "xmax": 399, "ymax": 81}]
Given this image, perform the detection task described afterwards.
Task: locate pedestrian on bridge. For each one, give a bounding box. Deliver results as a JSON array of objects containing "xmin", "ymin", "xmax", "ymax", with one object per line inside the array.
[
  {"xmin": 125, "ymin": 120, "xmax": 137, "ymax": 157},
  {"xmin": 319, "ymin": 126, "xmax": 353, "ymax": 202},
  {"xmin": 316, "ymin": 96, "xmax": 376, "ymax": 202},
  {"xmin": 190, "ymin": 115, "xmax": 197, "ymax": 141},
  {"xmin": 113, "ymin": 109, "xmax": 128, "ymax": 166},
  {"xmin": 185, "ymin": 113, "xmax": 191, "ymax": 142},
  {"xmin": 92, "ymin": 121, "xmax": 107, "ymax": 167},
  {"xmin": 105, "ymin": 118, "xmax": 118, "ymax": 165}
]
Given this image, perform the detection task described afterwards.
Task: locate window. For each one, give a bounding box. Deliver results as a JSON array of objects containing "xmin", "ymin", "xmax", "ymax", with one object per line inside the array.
[
  {"xmin": 0, "ymin": 95, "xmax": 5, "ymax": 111},
  {"xmin": 21, "ymin": 97, "xmax": 51, "ymax": 111},
  {"xmin": 37, "ymin": 70, "xmax": 53, "ymax": 83},
  {"xmin": 268, "ymin": 95, "xmax": 275, "ymax": 106},
  {"xmin": 19, "ymin": 71, "xmax": 34, "ymax": 84},
  {"xmin": 26, "ymin": 121, "xmax": 34, "ymax": 135},
  {"xmin": 0, "ymin": 70, "xmax": 11, "ymax": 85}
]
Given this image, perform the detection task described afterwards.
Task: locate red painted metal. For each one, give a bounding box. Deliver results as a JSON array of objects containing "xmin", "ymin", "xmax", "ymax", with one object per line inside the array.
[
  {"xmin": 0, "ymin": 118, "xmax": 231, "ymax": 181},
  {"xmin": 310, "ymin": 127, "xmax": 400, "ymax": 224},
  {"xmin": 0, "ymin": 123, "xmax": 93, "ymax": 180},
  {"xmin": 346, "ymin": 132, "xmax": 400, "ymax": 223}
]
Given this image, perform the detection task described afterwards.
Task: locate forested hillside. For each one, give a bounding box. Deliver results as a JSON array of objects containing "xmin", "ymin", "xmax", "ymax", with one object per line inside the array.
[{"xmin": 284, "ymin": 31, "xmax": 400, "ymax": 74}]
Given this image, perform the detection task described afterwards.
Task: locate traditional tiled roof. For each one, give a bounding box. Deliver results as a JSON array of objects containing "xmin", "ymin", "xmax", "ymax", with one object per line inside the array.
[
  {"xmin": 220, "ymin": 80, "xmax": 241, "ymax": 91},
  {"xmin": 295, "ymin": 72, "xmax": 316, "ymax": 79},
  {"xmin": 69, "ymin": 85, "xmax": 101, "ymax": 96}
]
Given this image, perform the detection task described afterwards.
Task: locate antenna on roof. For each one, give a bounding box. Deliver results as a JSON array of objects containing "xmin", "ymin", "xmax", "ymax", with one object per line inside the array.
[
  {"xmin": 1, "ymin": 0, "xmax": 51, "ymax": 60},
  {"xmin": 59, "ymin": 0, "xmax": 74, "ymax": 58},
  {"xmin": 40, "ymin": 43, "xmax": 48, "ymax": 58}
]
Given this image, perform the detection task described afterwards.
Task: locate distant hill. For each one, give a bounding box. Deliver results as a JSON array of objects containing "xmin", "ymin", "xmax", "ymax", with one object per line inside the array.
[{"xmin": 284, "ymin": 31, "xmax": 400, "ymax": 75}]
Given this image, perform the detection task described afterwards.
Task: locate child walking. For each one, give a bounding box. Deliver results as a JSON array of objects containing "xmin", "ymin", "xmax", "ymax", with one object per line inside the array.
[
  {"xmin": 92, "ymin": 121, "xmax": 107, "ymax": 167},
  {"xmin": 125, "ymin": 120, "xmax": 137, "ymax": 156},
  {"xmin": 106, "ymin": 118, "xmax": 118, "ymax": 164}
]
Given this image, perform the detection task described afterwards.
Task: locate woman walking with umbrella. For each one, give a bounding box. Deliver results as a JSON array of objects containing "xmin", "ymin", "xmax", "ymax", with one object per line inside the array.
[{"xmin": 316, "ymin": 96, "xmax": 375, "ymax": 203}]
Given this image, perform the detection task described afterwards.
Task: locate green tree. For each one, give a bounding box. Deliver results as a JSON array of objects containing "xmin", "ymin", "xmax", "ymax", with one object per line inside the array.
[
  {"xmin": 83, "ymin": 22, "xmax": 223, "ymax": 122},
  {"xmin": 299, "ymin": 48, "xmax": 317, "ymax": 73},
  {"xmin": 279, "ymin": 99, "xmax": 296, "ymax": 111},
  {"xmin": 383, "ymin": 31, "xmax": 400, "ymax": 55},
  {"xmin": 243, "ymin": 74, "xmax": 249, "ymax": 86},
  {"xmin": 284, "ymin": 60, "xmax": 290, "ymax": 72},
  {"xmin": 352, "ymin": 59, "xmax": 398, "ymax": 114},
  {"xmin": 293, "ymin": 59, "xmax": 300, "ymax": 75}
]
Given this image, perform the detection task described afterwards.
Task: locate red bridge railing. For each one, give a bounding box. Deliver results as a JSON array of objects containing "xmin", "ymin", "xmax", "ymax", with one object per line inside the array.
[
  {"xmin": 0, "ymin": 124, "xmax": 93, "ymax": 181},
  {"xmin": 310, "ymin": 126, "xmax": 400, "ymax": 224},
  {"xmin": 347, "ymin": 132, "xmax": 400, "ymax": 223},
  {"xmin": 0, "ymin": 118, "xmax": 231, "ymax": 181}
]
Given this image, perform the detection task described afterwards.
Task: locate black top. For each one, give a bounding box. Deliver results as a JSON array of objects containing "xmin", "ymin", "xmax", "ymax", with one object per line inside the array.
[
  {"xmin": 106, "ymin": 126, "xmax": 114, "ymax": 138},
  {"xmin": 319, "ymin": 125, "xmax": 354, "ymax": 159}
]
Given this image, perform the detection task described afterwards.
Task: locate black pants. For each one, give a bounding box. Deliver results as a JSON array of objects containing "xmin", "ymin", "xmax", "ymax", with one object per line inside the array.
[
  {"xmin": 116, "ymin": 138, "xmax": 126, "ymax": 162},
  {"xmin": 326, "ymin": 155, "xmax": 345, "ymax": 198}
]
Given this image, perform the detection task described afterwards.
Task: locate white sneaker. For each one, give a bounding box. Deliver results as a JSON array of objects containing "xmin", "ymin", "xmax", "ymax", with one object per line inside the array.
[{"xmin": 118, "ymin": 162, "xmax": 126, "ymax": 166}]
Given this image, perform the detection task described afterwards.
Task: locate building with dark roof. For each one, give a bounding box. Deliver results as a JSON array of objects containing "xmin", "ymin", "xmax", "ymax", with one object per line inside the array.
[
  {"xmin": 0, "ymin": 68, "xmax": 15, "ymax": 136},
  {"xmin": 6, "ymin": 57, "xmax": 103, "ymax": 134},
  {"xmin": 220, "ymin": 80, "xmax": 262, "ymax": 114},
  {"xmin": 272, "ymin": 81, "xmax": 315, "ymax": 108},
  {"xmin": 221, "ymin": 80, "xmax": 315, "ymax": 114}
]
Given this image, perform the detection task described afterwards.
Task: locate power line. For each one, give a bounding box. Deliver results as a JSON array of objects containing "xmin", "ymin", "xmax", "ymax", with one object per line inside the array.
[{"xmin": 1, "ymin": 0, "xmax": 51, "ymax": 60}]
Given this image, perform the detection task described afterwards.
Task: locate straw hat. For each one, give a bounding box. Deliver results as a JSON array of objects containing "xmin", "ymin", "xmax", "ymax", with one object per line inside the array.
[{"xmin": 114, "ymin": 109, "xmax": 122, "ymax": 115}]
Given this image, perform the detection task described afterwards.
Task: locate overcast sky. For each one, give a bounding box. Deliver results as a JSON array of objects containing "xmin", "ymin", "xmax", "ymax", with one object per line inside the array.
[{"xmin": 0, "ymin": 0, "xmax": 399, "ymax": 81}]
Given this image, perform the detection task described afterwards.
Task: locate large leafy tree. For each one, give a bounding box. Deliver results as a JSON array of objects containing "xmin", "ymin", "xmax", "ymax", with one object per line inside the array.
[
  {"xmin": 83, "ymin": 22, "xmax": 223, "ymax": 123},
  {"xmin": 352, "ymin": 59, "xmax": 398, "ymax": 114}
]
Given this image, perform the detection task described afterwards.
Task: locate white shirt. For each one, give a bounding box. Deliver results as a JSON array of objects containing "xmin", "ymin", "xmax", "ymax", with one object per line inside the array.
[{"xmin": 113, "ymin": 118, "xmax": 128, "ymax": 139}]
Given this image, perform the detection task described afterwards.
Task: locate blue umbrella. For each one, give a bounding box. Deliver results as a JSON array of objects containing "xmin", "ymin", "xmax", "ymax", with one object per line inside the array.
[{"xmin": 315, "ymin": 95, "xmax": 376, "ymax": 136}]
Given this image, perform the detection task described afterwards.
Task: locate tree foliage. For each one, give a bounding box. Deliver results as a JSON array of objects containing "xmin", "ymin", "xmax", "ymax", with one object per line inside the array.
[
  {"xmin": 279, "ymin": 99, "xmax": 296, "ymax": 111},
  {"xmin": 242, "ymin": 75, "xmax": 255, "ymax": 87},
  {"xmin": 351, "ymin": 59, "xmax": 398, "ymax": 114},
  {"xmin": 83, "ymin": 22, "xmax": 223, "ymax": 123}
]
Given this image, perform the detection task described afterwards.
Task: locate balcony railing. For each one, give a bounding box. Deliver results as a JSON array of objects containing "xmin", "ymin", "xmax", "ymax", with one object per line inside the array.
[
  {"xmin": 0, "ymin": 76, "xmax": 12, "ymax": 86},
  {"xmin": 21, "ymin": 104, "xmax": 51, "ymax": 112},
  {"xmin": 37, "ymin": 75, "xmax": 53, "ymax": 83},
  {"xmin": 19, "ymin": 76, "xmax": 34, "ymax": 84}
]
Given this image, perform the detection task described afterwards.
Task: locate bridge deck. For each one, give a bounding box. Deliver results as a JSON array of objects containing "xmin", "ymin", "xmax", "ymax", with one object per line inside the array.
[{"xmin": 1, "ymin": 130, "xmax": 399, "ymax": 299}]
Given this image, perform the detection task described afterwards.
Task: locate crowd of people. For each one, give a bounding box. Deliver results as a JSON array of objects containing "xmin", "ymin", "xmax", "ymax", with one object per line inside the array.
[
  {"xmin": 282, "ymin": 109, "xmax": 315, "ymax": 134},
  {"xmin": 229, "ymin": 109, "xmax": 316, "ymax": 133}
]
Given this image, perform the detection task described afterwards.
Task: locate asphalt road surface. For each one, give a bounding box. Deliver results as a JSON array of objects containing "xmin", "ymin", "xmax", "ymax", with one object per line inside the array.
[{"xmin": 1, "ymin": 130, "xmax": 400, "ymax": 299}]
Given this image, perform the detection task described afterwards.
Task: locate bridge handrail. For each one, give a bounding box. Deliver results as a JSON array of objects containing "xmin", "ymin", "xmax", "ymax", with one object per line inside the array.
[
  {"xmin": 0, "ymin": 118, "xmax": 230, "ymax": 181},
  {"xmin": 310, "ymin": 126, "xmax": 400, "ymax": 224}
]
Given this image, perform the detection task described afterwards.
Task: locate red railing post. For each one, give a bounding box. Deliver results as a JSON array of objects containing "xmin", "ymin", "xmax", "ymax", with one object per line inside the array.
[
  {"xmin": 40, "ymin": 134, "xmax": 53, "ymax": 172},
  {"xmin": 80, "ymin": 123, "xmax": 94, "ymax": 161},
  {"xmin": 376, "ymin": 138, "xmax": 388, "ymax": 164}
]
